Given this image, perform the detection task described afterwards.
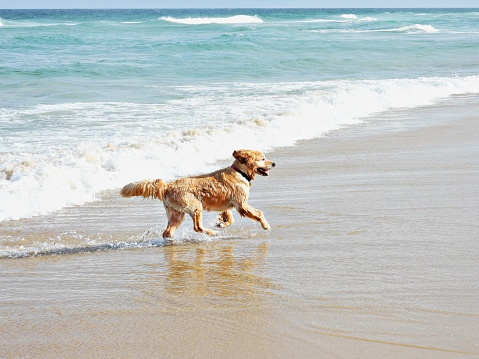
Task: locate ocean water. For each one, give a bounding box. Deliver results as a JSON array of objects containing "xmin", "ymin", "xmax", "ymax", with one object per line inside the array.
[{"xmin": 1, "ymin": 8, "xmax": 479, "ymax": 256}]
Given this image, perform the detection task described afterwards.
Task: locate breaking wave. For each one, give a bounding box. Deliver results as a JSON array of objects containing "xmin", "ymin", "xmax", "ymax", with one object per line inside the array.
[
  {"xmin": 1, "ymin": 76, "xmax": 478, "ymax": 222},
  {"xmin": 160, "ymin": 15, "xmax": 263, "ymax": 25}
]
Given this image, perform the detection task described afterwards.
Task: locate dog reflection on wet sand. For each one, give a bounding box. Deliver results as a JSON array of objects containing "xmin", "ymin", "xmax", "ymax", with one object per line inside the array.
[
  {"xmin": 163, "ymin": 243, "xmax": 276, "ymax": 298},
  {"xmin": 121, "ymin": 149, "xmax": 276, "ymax": 238}
]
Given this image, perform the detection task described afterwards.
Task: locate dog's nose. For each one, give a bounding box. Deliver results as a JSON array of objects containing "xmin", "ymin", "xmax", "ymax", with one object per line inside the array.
[{"xmin": 272, "ymin": 162, "xmax": 276, "ymax": 167}]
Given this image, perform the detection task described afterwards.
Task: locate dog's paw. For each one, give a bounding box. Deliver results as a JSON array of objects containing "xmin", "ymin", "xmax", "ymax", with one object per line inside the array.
[
  {"xmin": 204, "ymin": 229, "xmax": 219, "ymax": 236},
  {"xmin": 262, "ymin": 222, "xmax": 271, "ymax": 231},
  {"xmin": 216, "ymin": 222, "xmax": 226, "ymax": 228}
]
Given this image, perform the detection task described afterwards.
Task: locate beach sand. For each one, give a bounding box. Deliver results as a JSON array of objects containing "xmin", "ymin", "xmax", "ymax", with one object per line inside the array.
[{"xmin": 1, "ymin": 96, "xmax": 478, "ymax": 358}]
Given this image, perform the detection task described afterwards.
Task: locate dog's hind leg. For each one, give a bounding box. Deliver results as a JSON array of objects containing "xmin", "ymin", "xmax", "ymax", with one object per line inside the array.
[
  {"xmin": 163, "ymin": 206, "xmax": 185, "ymax": 239},
  {"xmin": 216, "ymin": 210, "xmax": 234, "ymax": 228}
]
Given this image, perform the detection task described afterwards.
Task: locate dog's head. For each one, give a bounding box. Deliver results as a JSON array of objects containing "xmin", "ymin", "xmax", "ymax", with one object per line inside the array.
[{"xmin": 232, "ymin": 149, "xmax": 276, "ymax": 181}]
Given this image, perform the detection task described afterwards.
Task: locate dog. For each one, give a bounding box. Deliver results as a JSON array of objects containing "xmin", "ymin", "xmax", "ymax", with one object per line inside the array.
[{"xmin": 121, "ymin": 149, "xmax": 276, "ymax": 238}]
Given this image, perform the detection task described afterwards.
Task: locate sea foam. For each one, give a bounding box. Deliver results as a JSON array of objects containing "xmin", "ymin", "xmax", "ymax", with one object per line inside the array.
[
  {"xmin": 1, "ymin": 76, "xmax": 478, "ymax": 222},
  {"xmin": 307, "ymin": 23, "xmax": 439, "ymax": 34},
  {"xmin": 160, "ymin": 15, "xmax": 263, "ymax": 25},
  {"xmin": 393, "ymin": 24, "xmax": 439, "ymax": 33},
  {"xmin": 304, "ymin": 15, "xmax": 376, "ymax": 23},
  {"xmin": 341, "ymin": 14, "xmax": 358, "ymax": 19}
]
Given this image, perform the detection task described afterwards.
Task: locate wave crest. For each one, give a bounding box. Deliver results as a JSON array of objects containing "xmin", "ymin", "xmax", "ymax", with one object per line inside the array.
[
  {"xmin": 341, "ymin": 14, "xmax": 358, "ymax": 19},
  {"xmin": 306, "ymin": 24, "xmax": 438, "ymax": 34},
  {"xmin": 395, "ymin": 24, "xmax": 439, "ymax": 33},
  {"xmin": 304, "ymin": 16, "xmax": 376, "ymax": 24},
  {"xmin": 160, "ymin": 15, "xmax": 263, "ymax": 25}
]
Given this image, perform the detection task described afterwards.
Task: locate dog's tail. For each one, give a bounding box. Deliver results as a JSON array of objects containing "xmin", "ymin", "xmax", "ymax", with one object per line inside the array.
[{"xmin": 120, "ymin": 179, "xmax": 167, "ymax": 200}]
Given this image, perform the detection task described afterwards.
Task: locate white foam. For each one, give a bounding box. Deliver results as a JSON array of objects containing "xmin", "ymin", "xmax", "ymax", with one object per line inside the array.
[
  {"xmin": 341, "ymin": 14, "xmax": 358, "ymax": 19},
  {"xmin": 0, "ymin": 20, "xmax": 80, "ymax": 28},
  {"xmin": 0, "ymin": 224, "xmax": 261, "ymax": 258},
  {"xmin": 0, "ymin": 229, "xmax": 169, "ymax": 258},
  {"xmin": 303, "ymin": 15, "xmax": 376, "ymax": 23},
  {"xmin": 306, "ymin": 23, "xmax": 439, "ymax": 34},
  {"xmin": 1, "ymin": 76, "xmax": 478, "ymax": 221},
  {"xmin": 360, "ymin": 17, "xmax": 378, "ymax": 22},
  {"xmin": 302, "ymin": 19, "xmax": 347, "ymax": 23},
  {"xmin": 160, "ymin": 15, "xmax": 263, "ymax": 25},
  {"xmin": 384, "ymin": 24, "xmax": 439, "ymax": 33}
]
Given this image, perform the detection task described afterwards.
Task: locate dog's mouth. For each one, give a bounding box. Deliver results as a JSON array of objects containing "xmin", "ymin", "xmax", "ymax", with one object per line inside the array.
[{"xmin": 256, "ymin": 167, "xmax": 269, "ymax": 176}]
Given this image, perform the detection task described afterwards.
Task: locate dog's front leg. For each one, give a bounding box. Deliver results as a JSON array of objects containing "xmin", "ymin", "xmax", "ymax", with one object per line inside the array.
[{"xmin": 236, "ymin": 203, "xmax": 271, "ymax": 230}]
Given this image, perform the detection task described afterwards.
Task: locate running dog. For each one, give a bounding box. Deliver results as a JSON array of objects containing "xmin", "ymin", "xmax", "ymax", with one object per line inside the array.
[{"xmin": 120, "ymin": 149, "xmax": 275, "ymax": 238}]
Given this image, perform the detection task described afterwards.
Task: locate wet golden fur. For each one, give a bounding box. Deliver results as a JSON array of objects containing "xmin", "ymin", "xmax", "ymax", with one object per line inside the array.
[{"xmin": 121, "ymin": 149, "xmax": 275, "ymax": 238}]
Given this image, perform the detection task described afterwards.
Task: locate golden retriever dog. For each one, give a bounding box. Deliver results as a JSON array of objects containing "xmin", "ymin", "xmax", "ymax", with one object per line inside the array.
[{"xmin": 121, "ymin": 149, "xmax": 276, "ymax": 238}]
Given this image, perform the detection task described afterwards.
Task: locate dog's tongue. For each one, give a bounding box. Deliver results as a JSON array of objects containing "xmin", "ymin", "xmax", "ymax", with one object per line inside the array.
[{"xmin": 258, "ymin": 168, "xmax": 269, "ymax": 176}]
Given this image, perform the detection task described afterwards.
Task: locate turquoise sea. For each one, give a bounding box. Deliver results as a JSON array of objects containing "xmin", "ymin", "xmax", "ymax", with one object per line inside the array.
[{"xmin": 1, "ymin": 8, "xmax": 479, "ymax": 236}]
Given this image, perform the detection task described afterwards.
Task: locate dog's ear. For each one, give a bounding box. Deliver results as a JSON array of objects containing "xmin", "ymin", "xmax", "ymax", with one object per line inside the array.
[{"xmin": 233, "ymin": 150, "xmax": 247, "ymax": 164}]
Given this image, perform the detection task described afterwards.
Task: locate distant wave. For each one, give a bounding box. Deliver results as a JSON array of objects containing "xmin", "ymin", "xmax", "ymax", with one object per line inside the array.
[
  {"xmin": 302, "ymin": 19, "xmax": 348, "ymax": 23},
  {"xmin": 306, "ymin": 24, "xmax": 439, "ymax": 34},
  {"xmin": 392, "ymin": 24, "xmax": 439, "ymax": 33},
  {"xmin": 359, "ymin": 17, "xmax": 378, "ymax": 22},
  {"xmin": 160, "ymin": 15, "xmax": 263, "ymax": 25},
  {"xmin": 371, "ymin": 24, "xmax": 439, "ymax": 33},
  {"xmin": 341, "ymin": 14, "xmax": 358, "ymax": 19},
  {"xmin": 303, "ymin": 16, "xmax": 377, "ymax": 23},
  {"xmin": 0, "ymin": 19, "xmax": 80, "ymax": 28}
]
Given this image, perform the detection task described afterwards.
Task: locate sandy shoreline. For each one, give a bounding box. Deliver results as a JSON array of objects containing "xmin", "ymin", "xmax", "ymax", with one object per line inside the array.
[{"xmin": 1, "ymin": 96, "xmax": 479, "ymax": 358}]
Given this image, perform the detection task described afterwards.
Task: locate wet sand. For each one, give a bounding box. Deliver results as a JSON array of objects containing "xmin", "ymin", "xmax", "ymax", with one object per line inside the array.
[{"xmin": 1, "ymin": 96, "xmax": 479, "ymax": 358}]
